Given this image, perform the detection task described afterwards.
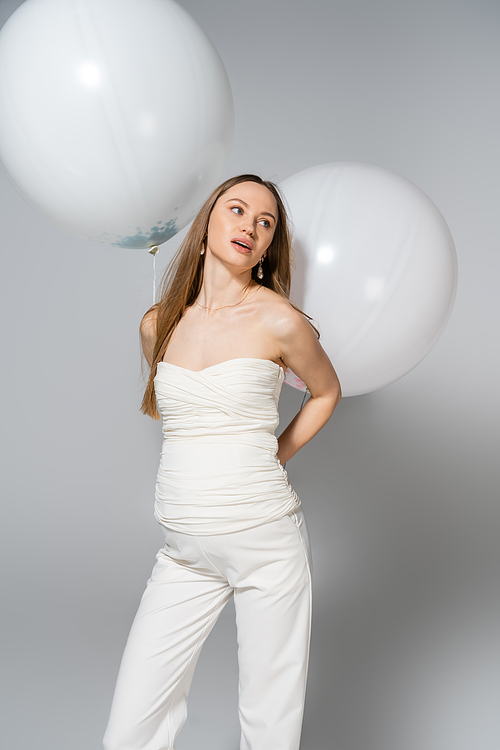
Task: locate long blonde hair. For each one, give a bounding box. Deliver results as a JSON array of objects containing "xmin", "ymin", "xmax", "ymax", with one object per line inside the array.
[{"xmin": 141, "ymin": 174, "xmax": 318, "ymax": 419}]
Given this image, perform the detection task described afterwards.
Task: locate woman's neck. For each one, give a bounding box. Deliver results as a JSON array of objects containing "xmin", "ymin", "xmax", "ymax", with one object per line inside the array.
[{"xmin": 197, "ymin": 258, "xmax": 256, "ymax": 311}]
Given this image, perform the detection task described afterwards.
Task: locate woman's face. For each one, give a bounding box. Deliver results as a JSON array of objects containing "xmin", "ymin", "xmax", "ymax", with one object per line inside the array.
[{"xmin": 206, "ymin": 181, "xmax": 278, "ymax": 270}]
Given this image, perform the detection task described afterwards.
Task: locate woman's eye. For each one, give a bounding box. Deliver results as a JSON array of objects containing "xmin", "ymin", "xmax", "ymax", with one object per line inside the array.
[
  {"xmin": 259, "ymin": 219, "xmax": 270, "ymax": 228},
  {"xmin": 231, "ymin": 206, "xmax": 243, "ymax": 215}
]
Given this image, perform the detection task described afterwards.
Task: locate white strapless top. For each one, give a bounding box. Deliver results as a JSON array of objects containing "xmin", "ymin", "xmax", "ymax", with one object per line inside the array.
[{"xmin": 153, "ymin": 358, "xmax": 300, "ymax": 535}]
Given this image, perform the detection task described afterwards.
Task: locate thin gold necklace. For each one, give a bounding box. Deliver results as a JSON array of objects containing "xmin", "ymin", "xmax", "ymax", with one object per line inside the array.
[{"xmin": 196, "ymin": 284, "xmax": 256, "ymax": 312}]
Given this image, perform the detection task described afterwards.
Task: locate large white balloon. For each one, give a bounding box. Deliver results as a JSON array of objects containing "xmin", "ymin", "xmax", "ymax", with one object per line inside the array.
[
  {"xmin": 0, "ymin": 0, "xmax": 234, "ymax": 248},
  {"xmin": 281, "ymin": 163, "xmax": 458, "ymax": 396}
]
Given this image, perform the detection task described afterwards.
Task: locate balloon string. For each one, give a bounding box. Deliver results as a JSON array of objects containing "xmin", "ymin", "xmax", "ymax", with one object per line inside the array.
[
  {"xmin": 149, "ymin": 245, "xmax": 160, "ymax": 305},
  {"xmin": 153, "ymin": 254, "xmax": 156, "ymax": 303}
]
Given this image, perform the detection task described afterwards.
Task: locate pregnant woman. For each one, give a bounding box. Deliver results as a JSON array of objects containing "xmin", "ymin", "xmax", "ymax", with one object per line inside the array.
[{"xmin": 103, "ymin": 174, "xmax": 341, "ymax": 750}]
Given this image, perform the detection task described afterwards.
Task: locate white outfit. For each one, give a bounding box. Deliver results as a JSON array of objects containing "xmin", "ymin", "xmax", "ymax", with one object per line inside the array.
[
  {"xmin": 154, "ymin": 358, "xmax": 301, "ymax": 534},
  {"xmin": 103, "ymin": 359, "xmax": 312, "ymax": 750}
]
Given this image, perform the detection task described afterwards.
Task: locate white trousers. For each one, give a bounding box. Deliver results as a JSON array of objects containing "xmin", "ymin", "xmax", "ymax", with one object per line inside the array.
[{"xmin": 103, "ymin": 508, "xmax": 312, "ymax": 750}]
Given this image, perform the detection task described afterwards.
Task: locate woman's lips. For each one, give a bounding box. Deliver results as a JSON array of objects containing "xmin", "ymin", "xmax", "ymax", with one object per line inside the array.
[{"xmin": 231, "ymin": 237, "xmax": 253, "ymax": 253}]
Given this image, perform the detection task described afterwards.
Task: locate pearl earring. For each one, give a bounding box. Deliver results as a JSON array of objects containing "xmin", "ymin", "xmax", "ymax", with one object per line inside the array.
[
  {"xmin": 257, "ymin": 257, "xmax": 264, "ymax": 280},
  {"xmin": 200, "ymin": 240, "xmax": 205, "ymax": 256}
]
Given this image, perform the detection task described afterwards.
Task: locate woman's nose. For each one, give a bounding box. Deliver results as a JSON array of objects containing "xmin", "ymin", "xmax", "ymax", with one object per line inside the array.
[{"xmin": 241, "ymin": 223, "xmax": 254, "ymax": 236}]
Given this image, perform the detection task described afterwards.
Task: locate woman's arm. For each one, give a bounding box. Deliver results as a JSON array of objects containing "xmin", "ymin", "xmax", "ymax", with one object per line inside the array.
[{"xmin": 275, "ymin": 308, "xmax": 342, "ymax": 465}]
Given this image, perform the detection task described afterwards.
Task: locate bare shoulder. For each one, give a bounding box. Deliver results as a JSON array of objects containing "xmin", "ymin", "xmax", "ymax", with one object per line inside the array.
[
  {"xmin": 256, "ymin": 286, "xmax": 314, "ymax": 342},
  {"xmin": 257, "ymin": 286, "xmax": 340, "ymax": 400},
  {"xmin": 140, "ymin": 305, "xmax": 158, "ymax": 334},
  {"xmin": 140, "ymin": 305, "xmax": 158, "ymax": 366}
]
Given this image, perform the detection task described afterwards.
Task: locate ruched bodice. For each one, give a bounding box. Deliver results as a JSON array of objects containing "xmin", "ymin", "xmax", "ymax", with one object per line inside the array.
[{"xmin": 153, "ymin": 358, "xmax": 300, "ymax": 535}]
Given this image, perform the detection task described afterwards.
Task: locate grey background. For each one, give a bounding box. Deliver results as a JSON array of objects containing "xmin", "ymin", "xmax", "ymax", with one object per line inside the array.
[{"xmin": 1, "ymin": 0, "xmax": 499, "ymax": 748}]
